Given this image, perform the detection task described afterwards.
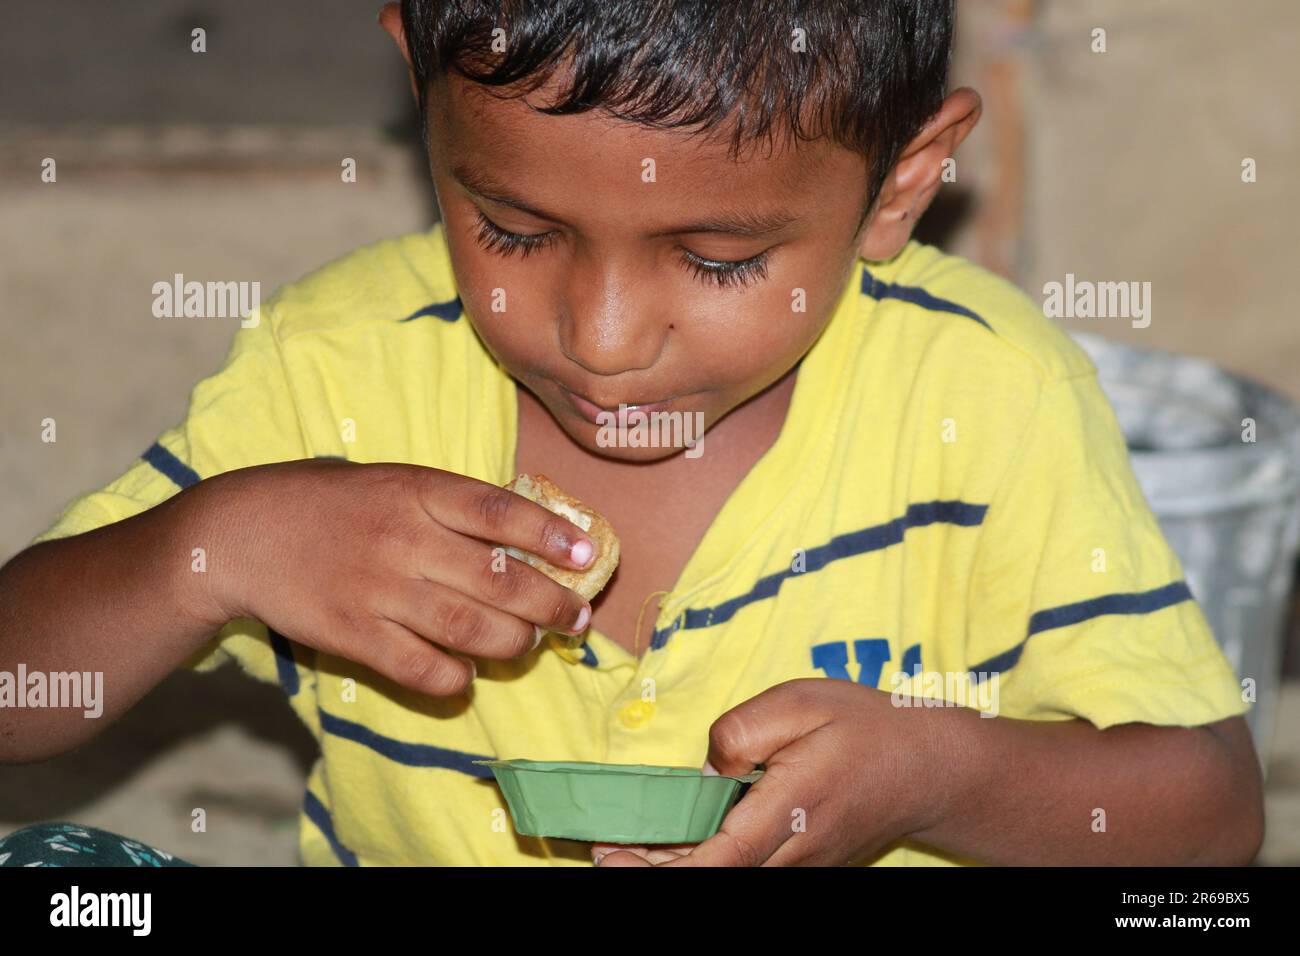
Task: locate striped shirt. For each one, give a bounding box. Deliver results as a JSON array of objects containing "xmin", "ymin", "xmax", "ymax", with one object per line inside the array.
[{"xmin": 31, "ymin": 225, "xmax": 1249, "ymax": 866}]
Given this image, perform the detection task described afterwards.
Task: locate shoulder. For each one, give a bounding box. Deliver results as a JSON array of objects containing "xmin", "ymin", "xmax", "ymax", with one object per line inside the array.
[
  {"xmin": 263, "ymin": 224, "xmax": 463, "ymax": 342},
  {"xmin": 859, "ymin": 241, "xmax": 1096, "ymax": 389}
]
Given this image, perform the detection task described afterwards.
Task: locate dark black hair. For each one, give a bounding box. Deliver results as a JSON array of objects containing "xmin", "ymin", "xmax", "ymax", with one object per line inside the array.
[{"xmin": 400, "ymin": 0, "xmax": 954, "ymax": 221}]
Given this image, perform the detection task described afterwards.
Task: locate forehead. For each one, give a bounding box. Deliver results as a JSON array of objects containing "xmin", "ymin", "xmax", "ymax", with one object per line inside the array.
[{"xmin": 427, "ymin": 71, "xmax": 858, "ymax": 218}]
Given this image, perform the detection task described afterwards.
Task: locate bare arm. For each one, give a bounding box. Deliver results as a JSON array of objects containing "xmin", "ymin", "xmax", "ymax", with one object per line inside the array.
[
  {"xmin": 0, "ymin": 478, "xmax": 230, "ymax": 764},
  {"xmin": 0, "ymin": 460, "xmax": 599, "ymax": 766},
  {"xmin": 589, "ymin": 679, "xmax": 1263, "ymax": 867},
  {"xmin": 914, "ymin": 710, "xmax": 1265, "ymax": 865}
]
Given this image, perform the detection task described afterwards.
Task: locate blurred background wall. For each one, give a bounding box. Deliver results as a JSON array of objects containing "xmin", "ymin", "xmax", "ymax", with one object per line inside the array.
[{"xmin": 1, "ymin": 0, "xmax": 1297, "ymax": 864}]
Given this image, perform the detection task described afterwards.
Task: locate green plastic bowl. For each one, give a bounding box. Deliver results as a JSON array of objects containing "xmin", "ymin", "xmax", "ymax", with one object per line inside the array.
[{"xmin": 475, "ymin": 759, "xmax": 763, "ymax": 845}]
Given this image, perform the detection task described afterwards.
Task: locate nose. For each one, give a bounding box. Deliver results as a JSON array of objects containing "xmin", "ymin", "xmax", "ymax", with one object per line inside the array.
[{"xmin": 558, "ymin": 252, "xmax": 666, "ymax": 376}]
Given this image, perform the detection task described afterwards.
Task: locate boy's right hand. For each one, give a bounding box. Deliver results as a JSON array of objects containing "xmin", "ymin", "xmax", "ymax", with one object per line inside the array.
[{"xmin": 191, "ymin": 459, "xmax": 596, "ymax": 697}]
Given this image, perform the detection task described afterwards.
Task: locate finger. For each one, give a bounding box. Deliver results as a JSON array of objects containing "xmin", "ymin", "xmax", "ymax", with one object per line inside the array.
[
  {"xmin": 594, "ymin": 849, "xmax": 653, "ymax": 867},
  {"xmin": 705, "ymin": 678, "xmax": 833, "ymax": 776},
  {"xmin": 763, "ymin": 830, "xmax": 835, "ymax": 867},
  {"xmin": 670, "ymin": 712, "xmax": 835, "ymax": 868},
  {"xmin": 592, "ymin": 843, "xmax": 693, "ymax": 865},
  {"xmin": 591, "ymin": 842, "xmax": 630, "ymax": 861},
  {"xmin": 354, "ymin": 615, "xmax": 476, "ymax": 697},
  {"xmin": 660, "ymin": 773, "xmax": 800, "ymax": 867},
  {"xmin": 751, "ymin": 765, "xmax": 835, "ymax": 867},
  {"xmin": 381, "ymin": 578, "xmax": 544, "ymax": 660},
  {"xmin": 417, "ymin": 472, "xmax": 597, "ymax": 573},
  {"xmin": 407, "ymin": 529, "xmax": 591, "ymax": 638},
  {"xmin": 592, "ymin": 844, "xmax": 647, "ymax": 864},
  {"xmin": 642, "ymin": 847, "xmax": 693, "ymax": 864}
]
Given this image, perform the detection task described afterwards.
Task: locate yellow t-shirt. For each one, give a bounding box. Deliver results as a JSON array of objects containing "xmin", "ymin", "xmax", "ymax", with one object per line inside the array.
[{"xmin": 30, "ymin": 224, "xmax": 1249, "ymax": 866}]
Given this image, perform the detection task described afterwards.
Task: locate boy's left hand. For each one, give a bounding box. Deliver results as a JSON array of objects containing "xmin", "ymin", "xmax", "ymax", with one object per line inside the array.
[{"xmin": 591, "ymin": 678, "xmax": 965, "ymax": 867}]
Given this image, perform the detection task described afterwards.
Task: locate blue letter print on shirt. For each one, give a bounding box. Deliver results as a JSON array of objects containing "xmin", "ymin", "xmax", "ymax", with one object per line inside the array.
[{"xmin": 811, "ymin": 640, "xmax": 921, "ymax": 688}]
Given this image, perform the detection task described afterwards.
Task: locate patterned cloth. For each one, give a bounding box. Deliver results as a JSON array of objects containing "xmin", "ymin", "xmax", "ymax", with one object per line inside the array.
[{"xmin": 0, "ymin": 823, "xmax": 194, "ymax": 867}]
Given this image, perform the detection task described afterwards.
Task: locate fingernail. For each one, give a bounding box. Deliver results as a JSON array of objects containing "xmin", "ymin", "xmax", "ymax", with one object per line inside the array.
[
  {"xmin": 572, "ymin": 604, "xmax": 591, "ymax": 633},
  {"xmin": 592, "ymin": 850, "xmax": 608, "ymax": 866},
  {"xmin": 701, "ymin": 760, "xmax": 719, "ymax": 776},
  {"xmin": 533, "ymin": 625, "xmax": 545, "ymax": 649},
  {"xmin": 570, "ymin": 538, "xmax": 594, "ymax": 568},
  {"xmin": 468, "ymin": 660, "xmax": 477, "ymax": 680}
]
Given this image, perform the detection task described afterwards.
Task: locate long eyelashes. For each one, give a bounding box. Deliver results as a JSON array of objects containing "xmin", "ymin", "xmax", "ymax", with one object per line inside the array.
[
  {"xmin": 680, "ymin": 250, "xmax": 771, "ymax": 289},
  {"xmin": 470, "ymin": 210, "xmax": 771, "ymax": 289},
  {"xmin": 472, "ymin": 211, "xmax": 557, "ymax": 259}
]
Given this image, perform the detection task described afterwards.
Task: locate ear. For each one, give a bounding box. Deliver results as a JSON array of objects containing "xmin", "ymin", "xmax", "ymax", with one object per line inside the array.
[
  {"xmin": 857, "ymin": 87, "xmax": 982, "ymax": 261},
  {"xmin": 378, "ymin": 2, "xmax": 420, "ymax": 102}
]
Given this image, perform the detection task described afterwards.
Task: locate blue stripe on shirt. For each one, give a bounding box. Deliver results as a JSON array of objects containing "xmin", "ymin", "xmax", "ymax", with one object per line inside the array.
[
  {"xmin": 318, "ymin": 707, "xmax": 495, "ymax": 777},
  {"xmin": 398, "ymin": 297, "xmax": 463, "ymax": 323},
  {"xmin": 969, "ymin": 581, "xmax": 1197, "ymax": 675},
  {"xmin": 1028, "ymin": 581, "xmax": 1194, "ymax": 636},
  {"xmin": 302, "ymin": 789, "xmax": 359, "ymax": 866},
  {"xmin": 859, "ymin": 266, "xmax": 993, "ymax": 331},
  {"xmin": 267, "ymin": 628, "xmax": 300, "ymax": 696},
  {"xmin": 650, "ymin": 500, "xmax": 989, "ymax": 649},
  {"xmin": 142, "ymin": 441, "xmax": 200, "ymax": 489}
]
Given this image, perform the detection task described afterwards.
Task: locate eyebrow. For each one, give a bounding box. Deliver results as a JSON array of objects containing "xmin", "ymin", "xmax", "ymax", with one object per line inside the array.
[{"xmin": 450, "ymin": 162, "xmax": 799, "ymax": 238}]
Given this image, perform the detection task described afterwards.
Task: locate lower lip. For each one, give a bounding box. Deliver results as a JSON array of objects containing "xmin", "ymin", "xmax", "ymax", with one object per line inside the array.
[{"xmin": 566, "ymin": 391, "xmax": 673, "ymax": 426}]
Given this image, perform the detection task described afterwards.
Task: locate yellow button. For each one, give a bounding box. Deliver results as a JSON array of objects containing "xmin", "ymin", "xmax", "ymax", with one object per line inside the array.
[{"xmin": 617, "ymin": 700, "xmax": 655, "ymax": 729}]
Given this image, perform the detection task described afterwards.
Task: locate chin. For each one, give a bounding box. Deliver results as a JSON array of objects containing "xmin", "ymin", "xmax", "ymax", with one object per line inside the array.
[{"xmin": 565, "ymin": 425, "xmax": 703, "ymax": 463}]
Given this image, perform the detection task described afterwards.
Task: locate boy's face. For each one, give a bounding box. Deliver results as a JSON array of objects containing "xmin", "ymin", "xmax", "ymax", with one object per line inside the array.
[{"xmin": 425, "ymin": 72, "xmax": 874, "ymax": 463}]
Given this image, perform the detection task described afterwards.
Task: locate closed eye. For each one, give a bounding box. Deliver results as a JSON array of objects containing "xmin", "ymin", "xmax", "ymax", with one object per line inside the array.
[
  {"xmin": 471, "ymin": 209, "xmax": 772, "ymax": 289},
  {"xmin": 472, "ymin": 210, "xmax": 557, "ymax": 259},
  {"xmin": 680, "ymin": 249, "xmax": 771, "ymax": 289}
]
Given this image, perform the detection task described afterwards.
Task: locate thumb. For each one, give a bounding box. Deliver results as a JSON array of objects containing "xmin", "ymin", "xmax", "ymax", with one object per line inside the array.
[{"xmin": 705, "ymin": 679, "xmax": 830, "ymax": 776}]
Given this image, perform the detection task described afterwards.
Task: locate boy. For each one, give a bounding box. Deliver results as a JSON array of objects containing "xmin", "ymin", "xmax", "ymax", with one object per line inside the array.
[{"xmin": 0, "ymin": 0, "xmax": 1263, "ymax": 867}]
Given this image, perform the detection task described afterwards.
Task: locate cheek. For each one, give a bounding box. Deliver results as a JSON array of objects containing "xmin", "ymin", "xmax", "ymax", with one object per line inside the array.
[
  {"xmin": 460, "ymin": 300, "xmax": 558, "ymax": 387},
  {"xmin": 464, "ymin": 307, "xmax": 522, "ymax": 365},
  {"xmin": 441, "ymin": 222, "xmax": 553, "ymax": 371},
  {"xmin": 679, "ymin": 273, "xmax": 836, "ymax": 387},
  {"xmin": 443, "ymin": 213, "xmax": 499, "ymax": 315}
]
